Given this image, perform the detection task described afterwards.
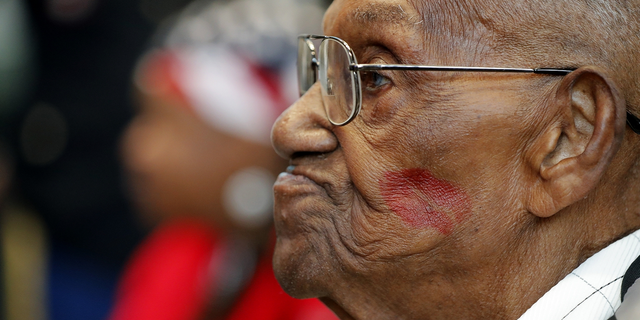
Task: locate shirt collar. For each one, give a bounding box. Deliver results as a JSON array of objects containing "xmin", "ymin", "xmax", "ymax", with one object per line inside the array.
[{"xmin": 518, "ymin": 229, "xmax": 640, "ymax": 320}]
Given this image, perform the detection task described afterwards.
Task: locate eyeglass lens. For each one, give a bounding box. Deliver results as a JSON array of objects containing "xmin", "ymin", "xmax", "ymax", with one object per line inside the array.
[
  {"xmin": 319, "ymin": 39, "xmax": 356, "ymax": 125},
  {"xmin": 297, "ymin": 37, "xmax": 316, "ymax": 96},
  {"xmin": 297, "ymin": 37, "xmax": 357, "ymax": 125}
]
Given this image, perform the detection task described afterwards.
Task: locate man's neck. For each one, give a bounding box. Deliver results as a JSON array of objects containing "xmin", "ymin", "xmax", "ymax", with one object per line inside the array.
[{"xmin": 321, "ymin": 214, "xmax": 622, "ymax": 319}]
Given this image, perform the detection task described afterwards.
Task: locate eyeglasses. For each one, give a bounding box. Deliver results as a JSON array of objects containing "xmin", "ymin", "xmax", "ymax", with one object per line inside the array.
[{"xmin": 297, "ymin": 34, "xmax": 640, "ymax": 133}]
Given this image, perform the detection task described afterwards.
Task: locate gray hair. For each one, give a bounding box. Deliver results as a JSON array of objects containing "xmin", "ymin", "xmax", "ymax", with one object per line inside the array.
[{"xmin": 407, "ymin": 0, "xmax": 640, "ymax": 111}]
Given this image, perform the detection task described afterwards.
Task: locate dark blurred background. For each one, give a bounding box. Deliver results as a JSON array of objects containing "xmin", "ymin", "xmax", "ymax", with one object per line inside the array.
[
  {"xmin": 0, "ymin": 0, "xmax": 331, "ymax": 319},
  {"xmin": 1, "ymin": 0, "xmax": 197, "ymax": 319}
]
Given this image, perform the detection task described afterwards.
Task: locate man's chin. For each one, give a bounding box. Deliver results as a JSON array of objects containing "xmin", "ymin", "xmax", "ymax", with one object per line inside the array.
[{"xmin": 272, "ymin": 235, "xmax": 330, "ymax": 299}]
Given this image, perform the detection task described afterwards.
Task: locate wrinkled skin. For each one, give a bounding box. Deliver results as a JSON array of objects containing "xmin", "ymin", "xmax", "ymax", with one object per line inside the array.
[{"xmin": 271, "ymin": 0, "xmax": 637, "ymax": 319}]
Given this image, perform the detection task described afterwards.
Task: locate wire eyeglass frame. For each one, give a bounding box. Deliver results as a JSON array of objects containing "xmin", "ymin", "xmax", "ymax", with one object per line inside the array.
[{"xmin": 297, "ymin": 34, "xmax": 640, "ymax": 133}]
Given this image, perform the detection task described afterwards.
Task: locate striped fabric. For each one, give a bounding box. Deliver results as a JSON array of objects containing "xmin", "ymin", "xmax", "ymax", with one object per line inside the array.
[{"xmin": 519, "ymin": 229, "xmax": 640, "ymax": 320}]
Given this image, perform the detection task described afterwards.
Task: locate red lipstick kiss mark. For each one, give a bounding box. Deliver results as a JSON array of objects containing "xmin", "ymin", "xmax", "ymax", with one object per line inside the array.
[{"xmin": 380, "ymin": 168, "xmax": 471, "ymax": 235}]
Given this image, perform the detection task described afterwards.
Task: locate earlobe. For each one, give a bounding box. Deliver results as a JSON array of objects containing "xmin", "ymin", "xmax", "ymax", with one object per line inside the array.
[{"xmin": 528, "ymin": 66, "xmax": 627, "ymax": 218}]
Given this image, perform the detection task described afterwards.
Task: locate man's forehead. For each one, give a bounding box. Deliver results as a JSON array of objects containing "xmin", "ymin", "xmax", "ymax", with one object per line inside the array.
[
  {"xmin": 322, "ymin": 0, "xmax": 593, "ymax": 68},
  {"xmin": 351, "ymin": 2, "xmax": 420, "ymax": 26},
  {"xmin": 322, "ymin": 0, "xmax": 498, "ymax": 66},
  {"xmin": 322, "ymin": 0, "xmax": 424, "ymax": 35}
]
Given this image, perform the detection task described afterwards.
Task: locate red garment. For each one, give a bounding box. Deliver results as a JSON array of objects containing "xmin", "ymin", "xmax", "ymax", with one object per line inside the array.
[{"xmin": 109, "ymin": 220, "xmax": 337, "ymax": 320}]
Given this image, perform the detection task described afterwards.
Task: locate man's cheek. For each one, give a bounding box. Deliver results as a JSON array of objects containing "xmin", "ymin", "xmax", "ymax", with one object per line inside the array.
[{"xmin": 380, "ymin": 168, "xmax": 471, "ymax": 235}]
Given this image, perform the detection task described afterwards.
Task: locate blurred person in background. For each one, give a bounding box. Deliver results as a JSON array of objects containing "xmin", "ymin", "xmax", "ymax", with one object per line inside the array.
[
  {"xmin": 3, "ymin": 0, "xmax": 197, "ymax": 319},
  {"xmin": 110, "ymin": 0, "xmax": 337, "ymax": 319}
]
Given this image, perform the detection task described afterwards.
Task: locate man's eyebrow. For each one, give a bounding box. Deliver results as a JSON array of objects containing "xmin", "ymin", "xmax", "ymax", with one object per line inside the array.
[{"xmin": 350, "ymin": 3, "xmax": 422, "ymax": 28}]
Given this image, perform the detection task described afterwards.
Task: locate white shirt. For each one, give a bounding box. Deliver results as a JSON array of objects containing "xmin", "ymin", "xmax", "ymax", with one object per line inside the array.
[{"xmin": 518, "ymin": 229, "xmax": 640, "ymax": 320}]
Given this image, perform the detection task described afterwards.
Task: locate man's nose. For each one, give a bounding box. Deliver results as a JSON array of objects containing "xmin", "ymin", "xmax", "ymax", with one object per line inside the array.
[{"xmin": 271, "ymin": 83, "xmax": 338, "ymax": 160}]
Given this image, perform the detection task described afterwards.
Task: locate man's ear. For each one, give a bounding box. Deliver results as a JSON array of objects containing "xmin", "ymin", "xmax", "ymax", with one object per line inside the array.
[{"xmin": 527, "ymin": 66, "xmax": 627, "ymax": 218}]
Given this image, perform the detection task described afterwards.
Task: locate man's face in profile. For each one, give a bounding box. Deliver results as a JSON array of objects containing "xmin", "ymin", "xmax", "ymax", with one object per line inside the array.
[{"xmin": 272, "ymin": 0, "xmax": 570, "ymax": 315}]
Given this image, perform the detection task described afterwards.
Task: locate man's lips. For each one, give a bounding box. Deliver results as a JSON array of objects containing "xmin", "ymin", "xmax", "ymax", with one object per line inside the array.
[
  {"xmin": 273, "ymin": 170, "xmax": 323, "ymax": 196},
  {"xmin": 273, "ymin": 167, "xmax": 328, "ymax": 237}
]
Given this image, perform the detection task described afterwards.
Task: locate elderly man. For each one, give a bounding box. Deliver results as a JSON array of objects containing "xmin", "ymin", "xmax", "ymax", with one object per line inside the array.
[{"xmin": 271, "ymin": 0, "xmax": 640, "ymax": 319}]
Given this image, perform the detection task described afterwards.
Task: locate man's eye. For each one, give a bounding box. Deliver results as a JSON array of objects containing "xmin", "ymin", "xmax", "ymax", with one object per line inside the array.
[{"xmin": 361, "ymin": 71, "xmax": 391, "ymax": 92}]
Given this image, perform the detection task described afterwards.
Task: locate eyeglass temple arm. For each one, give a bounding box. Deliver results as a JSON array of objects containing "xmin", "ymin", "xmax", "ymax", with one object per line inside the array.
[
  {"xmin": 351, "ymin": 64, "xmax": 575, "ymax": 75},
  {"xmin": 627, "ymin": 112, "xmax": 640, "ymax": 134},
  {"xmin": 350, "ymin": 64, "xmax": 640, "ymax": 134}
]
